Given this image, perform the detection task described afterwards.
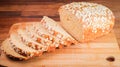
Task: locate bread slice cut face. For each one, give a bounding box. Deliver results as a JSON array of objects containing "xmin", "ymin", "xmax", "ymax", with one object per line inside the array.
[{"xmin": 40, "ymin": 16, "xmax": 78, "ymax": 46}]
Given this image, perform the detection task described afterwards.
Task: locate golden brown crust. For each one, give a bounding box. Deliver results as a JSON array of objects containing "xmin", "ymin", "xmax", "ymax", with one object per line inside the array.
[
  {"xmin": 9, "ymin": 23, "xmax": 20, "ymax": 34},
  {"xmin": 59, "ymin": 2, "xmax": 115, "ymax": 42},
  {"xmin": 6, "ymin": 54, "xmax": 26, "ymax": 61}
]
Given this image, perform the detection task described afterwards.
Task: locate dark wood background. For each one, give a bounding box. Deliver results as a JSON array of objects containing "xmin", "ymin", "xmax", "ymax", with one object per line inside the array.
[{"xmin": 0, "ymin": 0, "xmax": 120, "ymax": 48}]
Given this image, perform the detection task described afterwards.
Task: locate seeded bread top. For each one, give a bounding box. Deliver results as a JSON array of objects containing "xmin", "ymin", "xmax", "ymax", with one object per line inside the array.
[{"xmin": 59, "ymin": 2, "xmax": 115, "ymax": 33}]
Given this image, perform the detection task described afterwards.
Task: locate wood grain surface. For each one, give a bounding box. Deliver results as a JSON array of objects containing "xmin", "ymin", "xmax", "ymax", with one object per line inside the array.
[
  {"xmin": 0, "ymin": 31, "xmax": 120, "ymax": 67},
  {"xmin": 0, "ymin": 0, "xmax": 120, "ymax": 66}
]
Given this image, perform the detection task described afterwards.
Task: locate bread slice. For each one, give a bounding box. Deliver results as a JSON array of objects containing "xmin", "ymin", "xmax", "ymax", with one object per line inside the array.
[
  {"xmin": 25, "ymin": 23, "xmax": 52, "ymax": 46},
  {"xmin": 17, "ymin": 27, "xmax": 48, "ymax": 51},
  {"xmin": 12, "ymin": 23, "xmax": 56, "ymax": 52},
  {"xmin": 33, "ymin": 23, "xmax": 60, "ymax": 47},
  {"xmin": 25, "ymin": 23, "xmax": 56, "ymax": 52},
  {"xmin": 59, "ymin": 2, "xmax": 115, "ymax": 42},
  {"xmin": 28, "ymin": 22, "xmax": 62, "ymax": 50},
  {"xmin": 1, "ymin": 38, "xmax": 28, "ymax": 60},
  {"xmin": 10, "ymin": 32, "xmax": 40, "ymax": 58},
  {"xmin": 40, "ymin": 16, "xmax": 78, "ymax": 46},
  {"xmin": 9, "ymin": 24, "xmax": 41, "ymax": 58}
]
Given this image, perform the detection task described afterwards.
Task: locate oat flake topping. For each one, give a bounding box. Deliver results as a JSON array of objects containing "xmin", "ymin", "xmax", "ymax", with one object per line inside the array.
[{"xmin": 61, "ymin": 2, "xmax": 115, "ymax": 33}]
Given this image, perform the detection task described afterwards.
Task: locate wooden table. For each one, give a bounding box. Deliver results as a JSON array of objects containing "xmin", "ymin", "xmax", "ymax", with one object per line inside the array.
[{"xmin": 0, "ymin": 0, "xmax": 120, "ymax": 67}]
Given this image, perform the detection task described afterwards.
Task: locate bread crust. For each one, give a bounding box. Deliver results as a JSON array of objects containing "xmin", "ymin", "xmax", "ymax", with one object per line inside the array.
[
  {"xmin": 1, "ymin": 38, "xmax": 28, "ymax": 60},
  {"xmin": 59, "ymin": 2, "xmax": 115, "ymax": 42},
  {"xmin": 6, "ymin": 54, "xmax": 25, "ymax": 61}
]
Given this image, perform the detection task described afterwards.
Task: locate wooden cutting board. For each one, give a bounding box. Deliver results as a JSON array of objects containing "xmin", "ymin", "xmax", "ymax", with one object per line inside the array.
[{"xmin": 0, "ymin": 30, "xmax": 120, "ymax": 67}]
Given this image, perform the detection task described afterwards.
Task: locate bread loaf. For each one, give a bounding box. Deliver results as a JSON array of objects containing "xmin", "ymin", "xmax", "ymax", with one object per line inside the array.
[{"xmin": 59, "ymin": 2, "xmax": 115, "ymax": 42}]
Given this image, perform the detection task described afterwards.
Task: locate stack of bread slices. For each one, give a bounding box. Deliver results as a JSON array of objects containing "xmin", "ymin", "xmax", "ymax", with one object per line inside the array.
[{"xmin": 1, "ymin": 16, "xmax": 78, "ymax": 60}]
